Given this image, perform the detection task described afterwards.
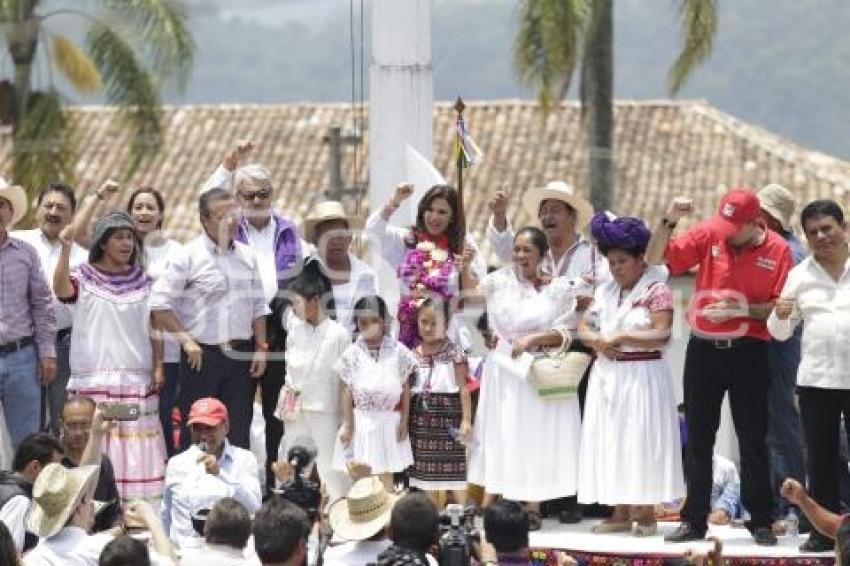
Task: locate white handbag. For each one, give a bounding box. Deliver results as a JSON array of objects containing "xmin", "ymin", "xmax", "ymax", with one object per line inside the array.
[{"xmin": 530, "ymin": 324, "xmax": 593, "ymax": 401}]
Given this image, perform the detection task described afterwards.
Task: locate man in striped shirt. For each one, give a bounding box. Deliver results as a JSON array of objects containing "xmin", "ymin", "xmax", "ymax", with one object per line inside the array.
[{"xmin": 0, "ymin": 181, "xmax": 57, "ymax": 448}]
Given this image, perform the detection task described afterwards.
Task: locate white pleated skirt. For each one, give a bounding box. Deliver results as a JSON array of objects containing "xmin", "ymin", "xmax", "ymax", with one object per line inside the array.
[
  {"xmin": 468, "ymin": 356, "xmax": 580, "ymax": 501},
  {"xmin": 577, "ymin": 357, "xmax": 685, "ymax": 504},
  {"xmin": 332, "ymin": 409, "xmax": 413, "ymax": 475}
]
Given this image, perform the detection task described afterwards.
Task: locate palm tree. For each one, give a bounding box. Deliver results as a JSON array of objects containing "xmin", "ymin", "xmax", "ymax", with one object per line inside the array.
[
  {"xmin": 0, "ymin": 0, "xmax": 194, "ymax": 220},
  {"xmin": 514, "ymin": 0, "xmax": 717, "ymax": 212}
]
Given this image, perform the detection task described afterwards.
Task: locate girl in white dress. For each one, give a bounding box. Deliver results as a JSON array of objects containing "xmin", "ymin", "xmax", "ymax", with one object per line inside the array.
[
  {"xmin": 577, "ymin": 213, "xmax": 684, "ymax": 536},
  {"xmin": 333, "ymin": 295, "xmax": 418, "ymax": 490},
  {"xmin": 462, "ymin": 226, "xmax": 581, "ymax": 530}
]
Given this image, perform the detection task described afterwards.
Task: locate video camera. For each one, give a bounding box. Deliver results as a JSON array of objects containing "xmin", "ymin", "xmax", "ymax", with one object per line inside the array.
[
  {"xmin": 438, "ymin": 503, "xmax": 479, "ymax": 566},
  {"xmin": 275, "ymin": 444, "xmax": 321, "ymax": 523}
]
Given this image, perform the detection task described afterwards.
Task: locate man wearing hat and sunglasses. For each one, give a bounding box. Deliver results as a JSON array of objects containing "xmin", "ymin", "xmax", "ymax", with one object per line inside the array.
[
  {"xmin": 301, "ymin": 200, "xmax": 378, "ymax": 333},
  {"xmin": 0, "ymin": 179, "xmax": 57, "ymax": 449}
]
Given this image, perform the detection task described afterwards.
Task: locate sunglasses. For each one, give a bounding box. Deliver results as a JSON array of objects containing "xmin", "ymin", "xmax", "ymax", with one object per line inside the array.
[{"xmin": 239, "ymin": 188, "xmax": 272, "ymax": 201}]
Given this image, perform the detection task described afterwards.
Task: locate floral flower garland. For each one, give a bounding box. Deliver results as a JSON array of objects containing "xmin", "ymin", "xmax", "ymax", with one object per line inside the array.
[{"xmin": 397, "ymin": 234, "xmax": 455, "ymax": 347}]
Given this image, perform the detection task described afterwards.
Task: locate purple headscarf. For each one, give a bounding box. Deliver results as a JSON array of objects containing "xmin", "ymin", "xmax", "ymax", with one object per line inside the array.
[{"xmin": 590, "ymin": 211, "xmax": 651, "ymax": 253}]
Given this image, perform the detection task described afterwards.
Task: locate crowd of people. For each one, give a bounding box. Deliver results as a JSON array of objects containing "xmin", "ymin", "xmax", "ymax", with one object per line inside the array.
[{"xmin": 0, "ymin": 137, "xmax": 849, "ymax": 564}]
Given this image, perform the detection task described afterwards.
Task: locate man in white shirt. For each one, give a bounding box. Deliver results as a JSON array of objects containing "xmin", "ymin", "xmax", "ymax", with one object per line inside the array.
[
  {"xmin": 12, "ymin": 183, "xmax": 88, "ymax": 435},
  {"xmin": 768, "ymin": 198, "xmax": 850, "ymax": 553},
  {"xmin": 180, "ymin": 497, "xmax": 252, "ymax": 565},
  {"xmin": 150, "ymin": 189, "xmax": 269, "ymax": 449},
  {"xmin": 161, "ymin": 397, "xmax": 262, "ymax": 551},
  {"xmin": 24, "ymin": 463, "xmax": 175, "ymax": 565},
  {"xmin": 201, "ymin": 140, "xmax": 307, "ymax": 490},
  {"xmin": 0, "ymin": 433, "xmax": 63, "ymax": 554}
]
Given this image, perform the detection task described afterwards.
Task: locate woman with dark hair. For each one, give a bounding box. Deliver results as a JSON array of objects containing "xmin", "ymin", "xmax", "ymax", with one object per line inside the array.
[
  {"xmin": 0, "ymin": 520, "xmax": 20, "ymax": 566},
  {"xmin": 53, "ymin": 212, "xmax": 167, "ymax": 507},
  {"xmin": 366, "ymin": 183, "xmax": 487, "ymax": 348},
  {"xmin": 127, "ymin": 186, "xmax": 183, "ymax": 457},
  {"xmin": 577, "ymin": 212, "xmax": 683, "ymax": 536},
  {"xmin": 462, "ymin": 226, "xmax": 582, "ymax": 530}
]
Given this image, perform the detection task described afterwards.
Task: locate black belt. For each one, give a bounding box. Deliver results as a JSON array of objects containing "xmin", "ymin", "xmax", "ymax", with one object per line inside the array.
[
  {"xmin": 692, "ymin": 334, "xmax": 763, "ymax": 349},
  {"xmin": 0, "ymin": 336, "xmax": 34, "ymax": 356}
]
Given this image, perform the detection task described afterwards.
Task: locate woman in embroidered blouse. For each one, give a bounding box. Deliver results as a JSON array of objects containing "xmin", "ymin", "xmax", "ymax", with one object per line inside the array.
[
  {"xmin": 333, "ymin": 295, "xmax": 417, "ymax": 490},
  {"xmin": 409, "ymin": 297, "xmax": 472, "ymax": 504},
  {"xmin": 54, "ymin": 212, "xmax": 167, "ymax": 506},
  {"xmin": 366, "ymin": 183, "xmax": 486, "ymax": 348},
  {"xmin": 577, "ymin": 213, "xmax": 683, "ymax": 536},
  {"xmin": 461, "ymin": 226, "xmax": 581, "ymax": 531}
]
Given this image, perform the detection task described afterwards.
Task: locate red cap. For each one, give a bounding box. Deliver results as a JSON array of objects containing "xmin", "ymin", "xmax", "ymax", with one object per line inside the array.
[
  {"xmin": 187, "ymin": 397, "xmax": 228, "ymax": 426},
  {"xmin": 708, "ymin": 188, "xmax": 760, "ymax": 236}
]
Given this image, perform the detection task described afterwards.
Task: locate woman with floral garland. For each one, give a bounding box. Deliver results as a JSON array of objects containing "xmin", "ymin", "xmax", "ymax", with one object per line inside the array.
[{"xmin": 366, "ymin": 183, "xmax": 487, "ymax": 348}]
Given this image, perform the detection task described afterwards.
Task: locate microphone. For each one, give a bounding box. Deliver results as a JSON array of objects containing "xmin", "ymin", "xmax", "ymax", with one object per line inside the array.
[{"xmin": 197, "ymin": 441, "xmax": 209, "ymax": 453}]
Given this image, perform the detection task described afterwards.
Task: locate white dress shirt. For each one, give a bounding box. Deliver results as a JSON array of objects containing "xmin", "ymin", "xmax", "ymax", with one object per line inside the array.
[
  {"xmin": 767, "ymin": 253, "xmax": 850, "ymax": 389},
  {"xmin": 149, "ymin": 234, "xmax": 270, "ymax": 345},
  {"xmin": 180, "ymin": 542, "xmax": 251, "ymax": 565},
  {"xmin": 12, "ymin": 228, "xmax": 87, "ymax": 330},
  {"xmin": 22, "ymin": 527, "xmax": 112, "ymax": 565},
  {"xmin": 284, "ymin": 314, "xmax": 351, "ymax": 412},
  {"xmin": 145, "ymin": 238, "xmax": 183, "ymax": 364},
  {"xmin": 161, "ymin": 441, "xmax": 262, "ymax": 550},
  {"xmin": 0, "ymin": 494, "xmax": 29, "ymax": 553}
]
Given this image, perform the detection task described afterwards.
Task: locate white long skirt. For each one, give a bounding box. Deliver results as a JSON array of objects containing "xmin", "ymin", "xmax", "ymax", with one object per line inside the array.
[
  {"xmin": 332, "ymin": 409, "xmax": 413, "ymax": 475},
  {"xmin": 577, "ymin": 357, "xmax": 685, "ymax": 504},
  {"xmin": 468, "ymin": 355, "xmax": 580, "ymax": 501}
]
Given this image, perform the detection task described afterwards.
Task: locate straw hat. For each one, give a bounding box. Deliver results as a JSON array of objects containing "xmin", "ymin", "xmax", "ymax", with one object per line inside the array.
[
  {"xmin": 328, "ymin": 476, "xmax": 398, "ymax": 541},
  {"xmin": 0, "ymin": 176, "xmax": 28, "ymax": 227},
  {"xmin": 522, "ymin": 180, "xmax": 594, "ymax": 230},
  {"xmin": 758, "ymin": 183, "xmax": 796, "ymax": 231},
  {"xmin": 300, "ymin": 201, "xmax": 363, "ymax": 244},
  {"xmin": 27, "ymin": 463, "xmax": 99, "ymax": 539}
]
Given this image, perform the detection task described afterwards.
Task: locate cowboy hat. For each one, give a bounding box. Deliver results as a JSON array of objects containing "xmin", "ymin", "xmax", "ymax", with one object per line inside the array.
[
  {"xmin": 328, "ymin": 476, "xmax": 398, "ymax": 541},
  {"xmin": 27, "ymin": 463, "xmax": 99, "ymax": 539},
  {"xmin": 758, "ymin": 183, "xmax": 795, "ymax": 231},
  {"xmin": 300, "ymin": 201, "xmax": 363, "ymax": 244},
  {"xmin": 522, "ymin": 180, "xmax": 594, "ymax": 230},
  {"xmin": 0, "ymin": 176, "xmax": 28, "ymax": 227}
]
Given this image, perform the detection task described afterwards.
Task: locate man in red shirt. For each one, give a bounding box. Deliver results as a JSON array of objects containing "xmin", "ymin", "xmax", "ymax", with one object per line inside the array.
[{"xmin": 646, "ymin": 188, "xmax": 792, "ymax": 546}]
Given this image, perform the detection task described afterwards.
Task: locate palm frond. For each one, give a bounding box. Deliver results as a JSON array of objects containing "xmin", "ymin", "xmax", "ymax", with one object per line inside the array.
[
  {"xmin": 669, "ymin": 0, "xmax": 718, "ymax": 95},
  {"xmin": 513, "ymin": 0, "xmax": 586, "ymax": 113},
  {"xmin": 51, "ymin": 33, "xmax": 103, "ymax": 93},
  {"xmin": 98, "ymin": 0, "xmax": 195, "ymax": 89},
  {"xmin": 12, "ymin": 89, "xmax": 77, "ymax": 218},
  {"xmin": 86, "ymin": 23, "xmax": 162, "ymax": 175}
]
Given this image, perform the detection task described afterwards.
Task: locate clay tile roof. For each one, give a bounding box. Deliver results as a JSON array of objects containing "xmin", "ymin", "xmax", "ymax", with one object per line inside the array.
[{"xmin": 3, "ymin": 99, "xmax": 849, "ymax": 259}]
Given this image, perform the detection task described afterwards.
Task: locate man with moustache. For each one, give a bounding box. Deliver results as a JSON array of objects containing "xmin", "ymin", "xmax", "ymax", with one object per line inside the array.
[{"xmin": 13, "ymin": 183, "xmax": 89, "ymax": 434}]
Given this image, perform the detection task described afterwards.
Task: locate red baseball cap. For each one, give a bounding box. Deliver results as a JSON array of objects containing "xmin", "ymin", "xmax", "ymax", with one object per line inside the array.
[
  {"xmin": 187, "ymin": 397, "xmax": 228, "ymax": 427},
  {"xmin": 708, "ymin": 188, "xmax": 760, "ymax": 236}
]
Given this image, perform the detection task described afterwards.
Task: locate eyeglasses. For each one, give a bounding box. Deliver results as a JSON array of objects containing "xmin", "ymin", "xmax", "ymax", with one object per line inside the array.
[{"xmin": 238, "ymin": 188, "xmax": 272, "ymax": 201}]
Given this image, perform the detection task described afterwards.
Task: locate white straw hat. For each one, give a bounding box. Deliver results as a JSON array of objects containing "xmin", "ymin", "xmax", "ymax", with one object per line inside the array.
[
  {"xmin": 522, "ymin": 180, "xmax": 594, "ymax": 230},
  {"xmin": 27, "ymin": 463, "xmax": 99, "ymax": 539}
]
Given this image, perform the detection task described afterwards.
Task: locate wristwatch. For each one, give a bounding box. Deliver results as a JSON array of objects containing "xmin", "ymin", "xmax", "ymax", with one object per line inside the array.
[{"xmin": 661, "ymin": 217, "xmax": 677, "ymax": 230}]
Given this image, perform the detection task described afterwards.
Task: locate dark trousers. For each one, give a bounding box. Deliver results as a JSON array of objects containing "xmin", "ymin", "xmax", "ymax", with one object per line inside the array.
[
  {"xmin": 798, "ymin": 386, "xmax": 850, "ymax": 541},
  {"xmin": 44, "ymin": 330, "xmax": 72, "ymax": 435},
  {"xmin": 250, "ymin": 357, "xmax": 285, "ymax": 492},
  {"xmin": 680, "ymin": 336, "xmax": 774, "ymax": 531},
  {"xmin": 158, "ymin": 362, "xmax": 181, "ymax": 457},
  {"xmin": 179, "ymin": 342, "xmax": 253, "ymax": 449},
  {"xmin": 766, "ymin": 334, "xmax": 806, "ymax": 516}
]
